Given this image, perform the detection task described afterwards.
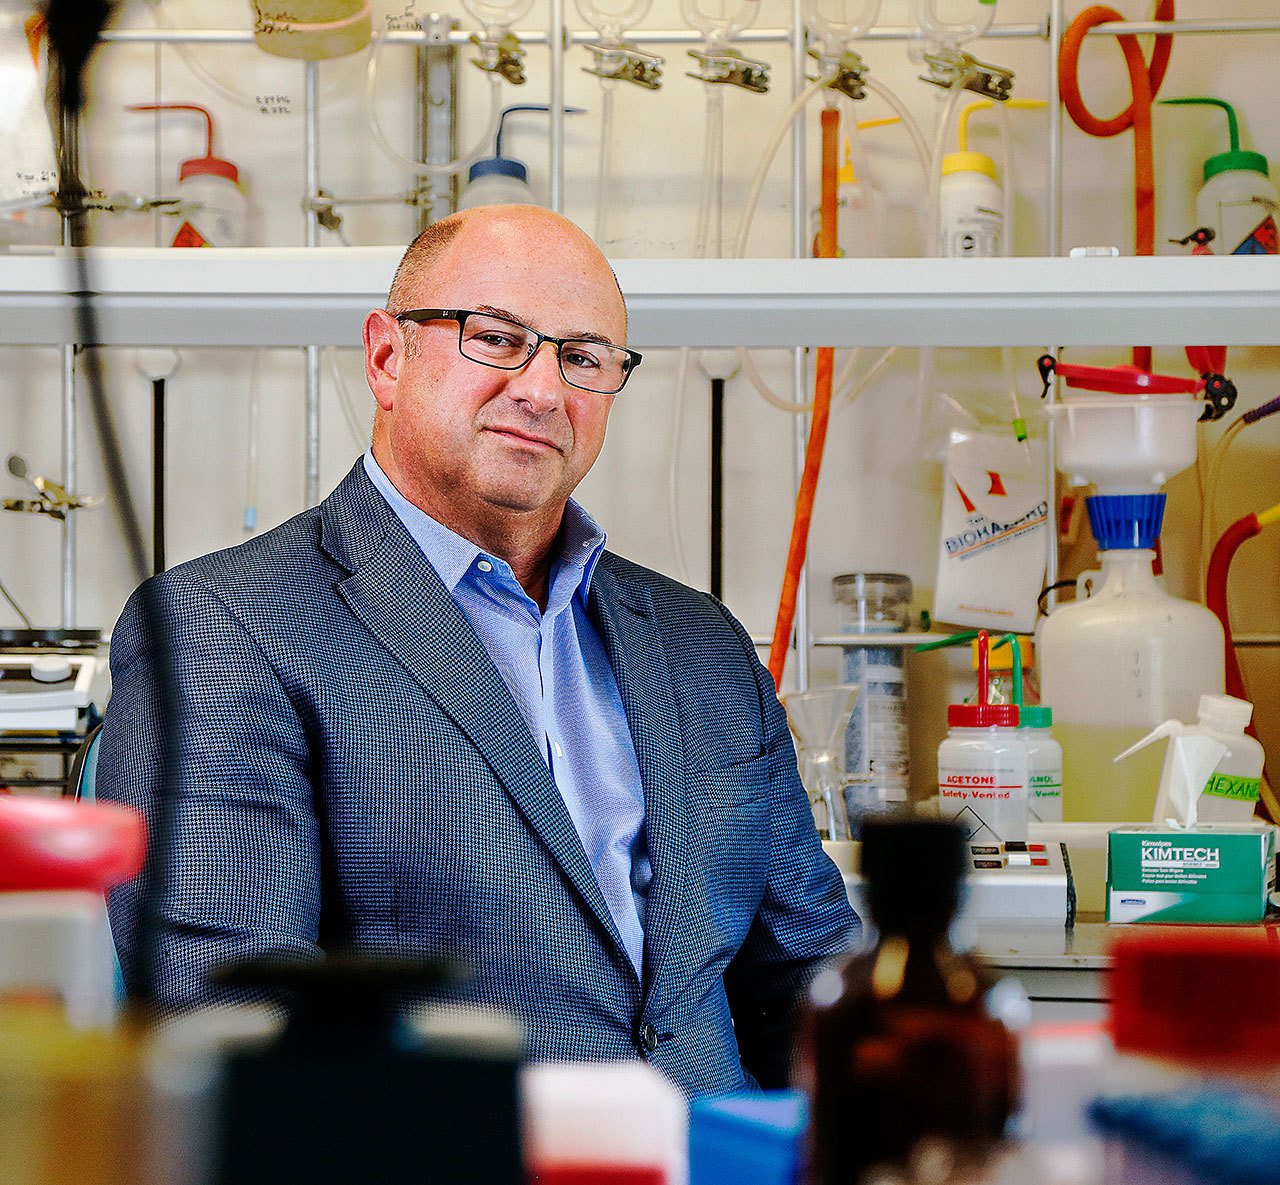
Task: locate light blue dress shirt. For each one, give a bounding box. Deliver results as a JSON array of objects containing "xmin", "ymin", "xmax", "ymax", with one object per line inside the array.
[{"xmin": 363, "ymin": 451, "xmax": 652, "ymax": 974}]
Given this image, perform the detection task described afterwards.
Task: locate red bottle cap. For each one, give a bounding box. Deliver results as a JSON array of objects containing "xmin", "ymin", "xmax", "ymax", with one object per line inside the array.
[
  {"xmin": 127, "ymin": 103, "xmax": 241, "ymax": 185},
  {"xmin": 947, "ymin": 630, "xmax": 1020, "ymax": 728},
  {"xmin": 1109, "ymin": 931, "xmax": 1280, "ymax": 1066},
  {"xmin": 0, "ymin": 795, "xmax": 146, "ymax": 892}
]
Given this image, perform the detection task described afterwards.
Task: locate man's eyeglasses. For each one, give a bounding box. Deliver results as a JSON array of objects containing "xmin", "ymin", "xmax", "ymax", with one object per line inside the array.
[{"xmin": 394, "ymin": 308, "xmax": 642, "ymax": 395}]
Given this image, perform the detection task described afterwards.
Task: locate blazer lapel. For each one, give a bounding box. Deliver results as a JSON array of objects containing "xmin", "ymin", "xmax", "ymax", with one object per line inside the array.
[
  {"xmin": 589, "ymin": 556, "xmax": 689, "ymax": 1008},
  {"xmin": 320, "ymin": 467, "xmax": 631, "ymax": 967}
]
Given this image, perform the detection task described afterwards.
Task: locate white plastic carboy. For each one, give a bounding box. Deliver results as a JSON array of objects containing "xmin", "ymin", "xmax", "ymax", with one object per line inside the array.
[
  {"xmin": 1041, "ymin": 384, "xmax": 1224, "ymax": 823},
  {"xmin": 937, "ymin": 630, "xmax": 1030, "ymax": 845}
]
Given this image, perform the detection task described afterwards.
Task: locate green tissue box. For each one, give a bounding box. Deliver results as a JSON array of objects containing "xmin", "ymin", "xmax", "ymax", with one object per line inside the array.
[{"xmin": 1107, "ymin": 824, "xmax": 1277, "ymax": 924}]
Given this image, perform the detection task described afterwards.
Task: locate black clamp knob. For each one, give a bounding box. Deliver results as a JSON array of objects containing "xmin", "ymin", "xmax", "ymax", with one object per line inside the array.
[{"xmin": 1199, "ymin": 373, "xmax": 1237, "ymax": 422}]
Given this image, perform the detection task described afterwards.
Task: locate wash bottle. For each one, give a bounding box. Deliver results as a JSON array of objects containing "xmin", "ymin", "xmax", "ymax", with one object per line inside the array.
[
  {"xmin": 129, "ymin": 103, "xmax": 247, "ymax": 247},
  {"xmin": 1162, "ymin": 97, "xmax": 1279, "ymax": 256}
]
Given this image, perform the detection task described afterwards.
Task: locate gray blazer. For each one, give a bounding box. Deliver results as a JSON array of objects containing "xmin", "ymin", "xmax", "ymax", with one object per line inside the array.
[{"xmin": 98, "ymin": 462, "xmax": 857, "ymax": 1095}]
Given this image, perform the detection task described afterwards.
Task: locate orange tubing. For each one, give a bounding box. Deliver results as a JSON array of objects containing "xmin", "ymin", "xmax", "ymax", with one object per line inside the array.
[
  {"xmin": 1059, "ymin": 1, "xmax": 1176, "ymax": 372},
  {"xmin": 768, "ymin": 105, "xmax": 839, "ymax": 690}
]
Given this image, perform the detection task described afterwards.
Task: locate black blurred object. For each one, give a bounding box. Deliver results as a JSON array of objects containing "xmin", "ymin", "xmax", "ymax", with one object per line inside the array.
[
  {"xmin": 1198, "ymin": 373, "xmax": 1237, "ymax": 422},
  {"xmin": 43, "ymin": 1, "xmax": 118, "ymax": 115},
  {"xmin": 796, "ymin": 818, "xmax": 1019, "ymax": 1185},
  {"xmin": 1170, "ymin": 226, "xmax": 1216, "ymax": 248},
  {"xmin": 0, "ymin": 627, "xmax": 101, "ymax": 650},
  {"xmin": 211, "ymin": 955, "xmax": 525, "ymax": 1185}
]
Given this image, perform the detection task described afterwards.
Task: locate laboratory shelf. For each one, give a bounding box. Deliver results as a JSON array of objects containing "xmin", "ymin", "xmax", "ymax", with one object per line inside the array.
[{"xmin": 2, "ymin": 248, "xmax": 1280, "ymax": 349}]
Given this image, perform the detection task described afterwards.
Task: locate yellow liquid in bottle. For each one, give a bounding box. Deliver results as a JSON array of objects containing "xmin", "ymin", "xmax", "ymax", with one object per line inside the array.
[{"xmin": 1056, "ymin": 722, "xmax": 1167, "ymax": 823}]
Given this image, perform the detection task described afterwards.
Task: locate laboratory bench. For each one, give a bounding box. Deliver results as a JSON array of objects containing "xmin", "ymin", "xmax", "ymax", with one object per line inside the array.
[{"xmin": 977, "ymin": 914, "xmax": 1280, "ymax": 1025}]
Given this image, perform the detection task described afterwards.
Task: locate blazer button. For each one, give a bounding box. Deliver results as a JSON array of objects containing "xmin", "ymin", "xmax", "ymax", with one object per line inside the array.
[{"xmin": 638, "ymin": 1022, "xmax": 658, "ymax": 1053}]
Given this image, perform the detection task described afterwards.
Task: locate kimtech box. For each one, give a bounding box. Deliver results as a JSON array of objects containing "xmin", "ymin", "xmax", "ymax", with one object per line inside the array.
[{"xmin": 1107, "ymin": 824, "xmax": 1277, "ymax": 924}]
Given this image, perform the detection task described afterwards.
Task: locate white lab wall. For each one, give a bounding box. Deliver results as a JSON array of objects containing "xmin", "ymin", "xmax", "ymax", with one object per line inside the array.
[{"xmin": 1, "ymin": 0, "xmax": 1277, "ymax": 789}]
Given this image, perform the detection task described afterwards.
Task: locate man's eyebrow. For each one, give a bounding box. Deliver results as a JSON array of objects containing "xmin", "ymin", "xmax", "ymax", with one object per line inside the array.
[{"xmin": 474, "ymin": 305, "xmax": 619, "ymax": 348}]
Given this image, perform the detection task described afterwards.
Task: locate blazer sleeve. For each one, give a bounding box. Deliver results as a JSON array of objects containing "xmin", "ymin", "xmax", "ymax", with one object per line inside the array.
[
  {"xmin": 97, "ymin": 572, "xmax": 323, "ymax": 1011},
  {"xmin": 712, "ymin": 598, "xmax": 861, "ymax": 1088}
]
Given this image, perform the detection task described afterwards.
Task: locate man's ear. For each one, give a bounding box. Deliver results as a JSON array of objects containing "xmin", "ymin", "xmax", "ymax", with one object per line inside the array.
[{"xmin": 363, "ymin": 309, "xmax": 403, "ymax": 411}]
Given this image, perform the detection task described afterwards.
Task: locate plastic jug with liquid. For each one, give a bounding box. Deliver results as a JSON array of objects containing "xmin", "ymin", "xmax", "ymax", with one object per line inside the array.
[{"xmin": 1040, "ymin": 497, "xmax": 1224, "ymax": 823}]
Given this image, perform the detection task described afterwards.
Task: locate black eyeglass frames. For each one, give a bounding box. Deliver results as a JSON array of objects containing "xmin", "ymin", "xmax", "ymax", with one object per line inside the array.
[{"xmin": 394, "ymin": 308, "xmax": 642, "ymax": 395}]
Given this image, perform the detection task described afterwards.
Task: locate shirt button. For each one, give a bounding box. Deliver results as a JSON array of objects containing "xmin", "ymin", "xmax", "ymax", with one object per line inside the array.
[
  {"xmin": 476, "ymin": 559, "xmax": 493, "ymax": 573},
  {"xmin": 552, "ymin": 741, "xmax": 564, "ymax": 759},
  {"xmin": 638, "ymin": 1023, "xmax": 658, "ymax": 1054}
]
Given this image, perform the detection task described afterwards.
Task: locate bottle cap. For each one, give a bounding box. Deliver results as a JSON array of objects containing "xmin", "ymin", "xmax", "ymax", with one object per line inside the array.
[
  {"xmin": 1197, "ymin": 693, "xmax": 1253, "ymax": 735},
  {"xmin": 861, "ymin": 818, "xmax": 968, "ymax": 931},
  {"xmin": 1086, "ymin": 493, "xmax": 1167, "ymax": 550},
  {"xmin": 1204, "ymin": 148, "xmax": 1270, "ymax": 182},
  {"xmin": 128, "ymin": 103, "xmax": 241, "ymax": 185},
  {"xmin": 948, "ymin": 702, "xmax": 1020, "ymax": 728},
  {"xmin": 950, "ymin": 629, "xmax": 1019, "ymax": 727},
  {"xmin": 1110, "ymin": 931, "xmax": 1280, "ymax": 1066},
  {"xmin": 467, "ymin": 156, "xmax": 529, "ymax": 184},
  {"xmin": 1018, "ymin": 704, "xmax": 1053, "ymax": 729},
  {"xmin": 941, "ymin": 150, "xmax": 997, "ymax": 181}
]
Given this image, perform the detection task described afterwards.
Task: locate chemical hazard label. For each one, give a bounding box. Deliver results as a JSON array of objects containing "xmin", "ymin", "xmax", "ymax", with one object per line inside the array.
[
  {"xmin": 172, "ymin": 222, "xmax": 211, "ymax": 248},
  {"xmin": 1231, "ymin": 214, "xmax": 1278, "ymax": 255}
]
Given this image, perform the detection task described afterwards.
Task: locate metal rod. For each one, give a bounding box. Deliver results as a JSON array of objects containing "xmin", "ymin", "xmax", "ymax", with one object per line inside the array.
[
  {"xmin": 789, "ymin": 0, "xmax": 810, "ymax": 692},
  {"xmin": 304, "ymin": 60, "xmax": 321, "ymax": 507},
  {"xmin": 61, "ymin": 344, "xmax": 76, "ymax": 628},
  {"xmin": 421, "ymin": 13, "xmax": 460, "ymax": 225},
  {"xmin": 710, "ymin": 377, "xmax": 725, "ymax": 600},
  {"xmin": 98, "ymin": 18, "xmax": 1280, "ymax": 48},
  {"xmin": 58, "ymin": 104, "xmax": 80, "ymax": 628},
  {"xmin": 549, "ymin": 0, "xmax": 566, "ymax": 212},
  {"xmin": 152, "ymin": 378, "xmax": 166, "ymax": 574},
  {"xmin": 1044, "ymin": 0, "xmax": 1065, "ymax": 615}
]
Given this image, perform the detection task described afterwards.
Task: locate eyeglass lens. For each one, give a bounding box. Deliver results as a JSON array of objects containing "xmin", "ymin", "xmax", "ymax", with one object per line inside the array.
[{"xmin": 459, "ymin": 313, "xmax": 631, "ymax": 393}]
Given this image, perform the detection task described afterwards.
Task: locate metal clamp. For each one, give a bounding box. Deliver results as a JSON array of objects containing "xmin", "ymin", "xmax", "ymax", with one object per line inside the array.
[
  {"xmin": 920, "ymin": 47, "xmax": 1014, "ymax": 102},
  {"xmin": 3, "ymin": 456, "xmax": 101, "ymax": 523},
  {"xmin": 807, "ymin": 45, "xmax": 868, "ymax": 102},
  {"xmin": 470, "ymin": 29, "xmax": 527, "ymax": 86},
  {"xmin": 61, "ymin": 190, "xmax": 182, "ymax": 216},
  {"xmin": 583, "ymin": 41, "xmax": 664, "ymax": 91},
  {"xmin": 686, "ymin": 47, "xmax": 770, "ymax": 94}
]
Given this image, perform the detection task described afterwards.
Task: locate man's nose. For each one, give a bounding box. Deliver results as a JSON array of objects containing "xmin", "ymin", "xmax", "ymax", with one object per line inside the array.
[{"xmin": 510, "ymin": 340, "xmax": 568, "ymax": 409}]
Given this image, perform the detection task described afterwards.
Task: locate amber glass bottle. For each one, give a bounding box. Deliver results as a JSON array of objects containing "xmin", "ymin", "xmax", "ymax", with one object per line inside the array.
[{"xmin": 796, "ymin": 819, "xmax": 1019, "ymax": 1184}]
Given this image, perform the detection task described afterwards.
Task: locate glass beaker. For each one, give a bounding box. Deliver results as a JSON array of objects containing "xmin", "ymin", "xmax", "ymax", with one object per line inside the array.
[{"xmin": 784, "ymin": 683, "xmax": 861, "ymax": 841}]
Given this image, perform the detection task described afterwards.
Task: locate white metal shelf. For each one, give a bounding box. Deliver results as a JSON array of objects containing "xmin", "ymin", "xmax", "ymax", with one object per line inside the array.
[{"xmin": 3, "ymin": 249, "xmax": 1279, "ymax": 349}]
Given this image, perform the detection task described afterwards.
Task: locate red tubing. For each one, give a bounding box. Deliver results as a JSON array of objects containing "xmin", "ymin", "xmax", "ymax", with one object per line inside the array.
[
  {"xmin": 768, "ymin": 106, "xmax": 840, "ymax": 690},
  {"xmin": 1060, "ymin": 1, "xmax": 1176, "ymax": 371},
  {"xmin": 1206, "ymin": 513, "xmax": 1260, "ymax": 702}
]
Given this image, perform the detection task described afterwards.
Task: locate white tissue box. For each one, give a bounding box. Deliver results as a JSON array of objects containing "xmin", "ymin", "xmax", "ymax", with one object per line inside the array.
[{"xmin": 1107, "ymin": 824, "xmax": 1276, "ymax": 923}]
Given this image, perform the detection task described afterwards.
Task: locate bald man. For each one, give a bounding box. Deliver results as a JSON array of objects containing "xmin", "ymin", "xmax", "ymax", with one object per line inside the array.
[{"xmin": 98, "ymin": 207, "xmax": 857, "ymax": 1095}]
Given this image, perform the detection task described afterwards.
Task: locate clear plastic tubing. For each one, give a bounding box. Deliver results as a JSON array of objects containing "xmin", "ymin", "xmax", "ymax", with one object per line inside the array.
[
  {"xmin": 915, "ymin": 0, "xmax": 997, "ymax": 46},
  {"xmin": 365, "ymin": 31, "xmax": 504, "ymax": 175}
]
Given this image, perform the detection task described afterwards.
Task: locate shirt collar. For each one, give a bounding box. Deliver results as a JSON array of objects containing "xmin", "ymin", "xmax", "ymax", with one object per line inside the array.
[{"xmin": 362, "ymin": 449, "xmax": 607, "ymax": 598}]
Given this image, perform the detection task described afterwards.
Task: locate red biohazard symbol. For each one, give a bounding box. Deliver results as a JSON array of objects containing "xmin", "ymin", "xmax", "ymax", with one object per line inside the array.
[
  {"xmin": 955, "ymin": 482, "xmax": 977, "ymax": 513},
  {"xmin": 986, "ymin": 471, "xmax": 1008, "ymax": 497}
]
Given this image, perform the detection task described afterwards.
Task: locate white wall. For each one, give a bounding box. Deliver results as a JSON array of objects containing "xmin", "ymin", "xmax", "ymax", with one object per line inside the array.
[{"xmin": 2, "ymin": 0, "xmax": 1277, "ymax": 789}]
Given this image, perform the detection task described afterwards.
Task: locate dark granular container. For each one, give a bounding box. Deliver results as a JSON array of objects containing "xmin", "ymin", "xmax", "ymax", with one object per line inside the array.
[{"xmin": 794, "ymin": 819, "xmax": 1020, "ymax": 1184}]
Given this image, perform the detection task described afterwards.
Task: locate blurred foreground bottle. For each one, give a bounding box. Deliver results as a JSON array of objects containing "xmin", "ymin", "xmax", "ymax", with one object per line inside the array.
[{"xmin": 796, "ymin": 819, "xmax": 1020, "ymax": 1184}]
